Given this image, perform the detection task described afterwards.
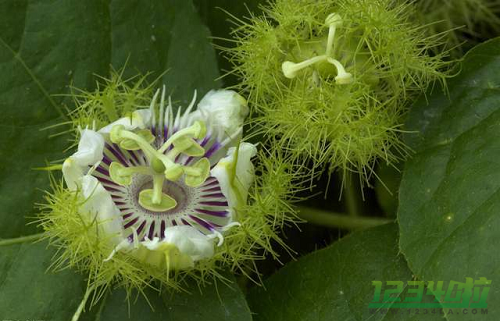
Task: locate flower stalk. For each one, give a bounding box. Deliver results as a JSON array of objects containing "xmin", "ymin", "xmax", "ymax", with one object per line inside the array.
[
  {"xmin": 296, "ymin": 206, "xmax": 392, "ymax": 230},
  {"xmin": 0, "ymin": 233, "xmax": 45, "ymax": 247}
]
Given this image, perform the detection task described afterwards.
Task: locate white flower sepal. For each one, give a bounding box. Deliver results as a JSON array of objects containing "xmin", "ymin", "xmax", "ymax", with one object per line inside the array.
[
  {"xmin": 63, "ymin": 109, "xmax": 151, "ymax": 190},
  {"xmin": 98, "ymin": 109, "xmax": 151, "ymax": 135},
  {"xmin": 195, "ymin": 90, "xmax": 248, "ymax": 140},
  {"xmin": 108, "ymin": 226, "xmax": 216, "ymax": 269},
  {"xmin": 80, "ymin": 175, "xmax": 123, "ymax": 245},
  {"xmin": 62, "ymin": 129, "xmax": 104, "ymax": 190},
  {"xmin": 211, "ymin": 142, "xmax": 257, "ymax": 220}
]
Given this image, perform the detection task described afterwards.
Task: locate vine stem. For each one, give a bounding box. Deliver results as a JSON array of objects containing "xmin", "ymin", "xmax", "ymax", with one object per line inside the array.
[
  {"xmin": 296, "ymin": 206, "xmax": 392, "ymax": 230},
  {"xmin": 0, "ymin": 233, "xmax": 45, "ymax": 246},
  {"xmin": 343, "ymin": 174, "xmax": 362, "ymax": 217},
  {"xmin": 72, "ymin": 284, "xmax": 97, "ymax": 321}
]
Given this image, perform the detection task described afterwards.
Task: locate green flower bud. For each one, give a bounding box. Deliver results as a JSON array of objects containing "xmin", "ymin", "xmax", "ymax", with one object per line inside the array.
[{"xmin": 225, "ymin": 0, "xmax": 451, "ymax": 177}]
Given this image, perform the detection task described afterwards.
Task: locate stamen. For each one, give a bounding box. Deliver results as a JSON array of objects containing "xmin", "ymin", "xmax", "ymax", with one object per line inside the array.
[
  {"xmin": 325, "ymin": 13, "xmax": 342, "ymax": 57},
  {"xmin": 158, "ymin": 121, "xmax": 207, "ymax": 154},
  {"xmin": 327, "ymin": 57, "xmax": 353, "ymax": 84},
  {"xmin": 184, "ymin": 158, "xmax": 210, "ymax": 187},
  {"xmin": 110, "ymin": 125, "xmax": 157, "ymax": 160},
  {"xmin": 168, "ymin": 136, "xmax": 205, "ymax": 157},
  {"xmin": 109, "ymin": 162, "xmax": 151, "ymax": 186},
  {"xmin": 282, "ymin": 55, "xmax": 328, "ymax": 79},
  {"xmin": 118, "ymin": 129, "xmax": 155, "ymax": 151}
]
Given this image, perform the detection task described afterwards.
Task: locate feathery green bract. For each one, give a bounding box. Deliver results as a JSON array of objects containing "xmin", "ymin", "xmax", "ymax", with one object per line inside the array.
[
  {"xmin": 225, "ymin": 0, "xmax": 451, "ymax": 179},
  {"xmin": 67, "ymin": 70, "xmax": 155, "ymax": 136}
]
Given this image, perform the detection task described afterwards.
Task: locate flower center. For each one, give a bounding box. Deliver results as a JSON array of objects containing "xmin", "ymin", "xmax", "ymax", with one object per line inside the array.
[
  {"xmin": 91, "ymin": 94, "xmax": 233, "ymax": 241},
  {"xmin": 108, "ymin": 118, "xmax": 210, "ymax": 213},
  {"xmin": 131, "ymin": 174, "xmax": 192, "ymax": 216}
]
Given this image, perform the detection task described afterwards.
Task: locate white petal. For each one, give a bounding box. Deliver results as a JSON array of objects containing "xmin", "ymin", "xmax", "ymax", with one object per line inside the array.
[
  {"xmin": 80, "ymin": 175, "xmax": 123, "ymax": 245},
  {"xmin": 62, "ymin": 129, "xmax": 104, "ymax": 190},
  {"xmin": 62, "ymin": 158, "xmax": 84, "ymax": 191},
  {"xmin": 196, "ymin": 90, "xmax": 248, "ymax": 139},
  {"xmin": 73, "ymin": 129, "xmax": 105, "ymax": 166},
  {"xmin": 132, "ymin": 226, "xmax": 215, "ymax": 269},
  {"xmin": 98, "ymin": 109, "xmax": 151, "ymax": 134},
  {"xmin": 210, "ymin": 142, "xmax": 257, "ymax": 216},
  {"xmin": 135, "ymin": 109, "xmax": 152, "ymax": 127},
  {"xmin": 160, "ymin": 226, "xmax": 215, "ymax": 261}
]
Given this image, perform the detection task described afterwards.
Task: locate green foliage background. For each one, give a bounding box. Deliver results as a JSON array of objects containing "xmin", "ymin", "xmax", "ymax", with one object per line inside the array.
[{"xmin": 0, "ymin": 0, "xmax": 498, "ymax": 320}]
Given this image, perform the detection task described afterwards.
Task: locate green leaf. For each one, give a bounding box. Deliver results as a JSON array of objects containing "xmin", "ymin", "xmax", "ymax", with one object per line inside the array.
[
  {"xmin": 0, "ymin": 0, "xmax": 219, "ymax": 238},
  {"xmin": 398, "ymin": 38, "xmax": 500, "ymax": 319},
  {"xmin": 0, "ymin": 240, "xmax": 86, "ymax": 320},
  {"xmin": 111, "ymin": 0, "xmax": 220, "ymax": 103},
  {"xmin": 81, "ymin": 274, "xmax": 252, "ymax": 321},
  {"xmin": 0, "ymin": 239, "xmax": 252, "ymax": 321},
  {"xmin": 247, "ymin": 224, "xmax": 444, "ymax": 321},
  {"xmin": 0, "ymin": 0, "xmax": 109, "ymax": 238}
]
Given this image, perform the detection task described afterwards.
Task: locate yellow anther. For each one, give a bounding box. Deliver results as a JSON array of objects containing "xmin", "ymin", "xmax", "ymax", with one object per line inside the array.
[
  {"xmin": 119, "ymin": 129, "xmax": 155, "ymax": 151},
  {"xmin": 158, "ymin": 121, "xmax": 208, "ymax": 154},
  {"xmin": 109, "ymin": 162, "xmax": 132, "ymax": 186},
  {"xmin": 164, "ymin": 163, "xmax": 184, "ymax": 181},
  {"xmin": 109, "ymin": 124, "xmax": 126, "ymax": 144},
  {"xmin": 109, "ymin": 125, "xmax": 157, "ymax": 160},
  {"xmin": 109, "ymin": 162, "xmax": 151, "ymax": 186},
  {"xmin": 172, "ymin": 136, "xmax": 205, "ymax": 157},
  {"xmin": 184, "ymin": 158, "xmax": 210, "ymax": 187}
]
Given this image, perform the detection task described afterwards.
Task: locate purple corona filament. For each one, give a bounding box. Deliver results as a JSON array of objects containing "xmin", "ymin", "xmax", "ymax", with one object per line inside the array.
[{"xmin": 91, "ymin": 107, "xmax": 231, "ymax": 243}]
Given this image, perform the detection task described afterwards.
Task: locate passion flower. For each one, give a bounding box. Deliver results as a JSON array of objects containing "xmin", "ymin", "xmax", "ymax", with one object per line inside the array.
[
  {"xmin": 61, "ymin": 86, "xmax": 253, "ymax": 270},
  {"xmin": 38, "ymin": 74, "xmax": 299, "ymax": 308}
]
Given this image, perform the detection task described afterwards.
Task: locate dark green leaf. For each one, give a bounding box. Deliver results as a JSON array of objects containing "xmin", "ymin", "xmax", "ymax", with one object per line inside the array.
[
  {"xmin": 82, "ymin": 274, "xmax": 252, "ymax": 321},
  {"xmin": 0, "ymin": 0, "xmax": 110, "ymax": 238},
  {"xmin": 398, "ymin": 38, "xmax": 500, "ymax": 319},
  {"xmin": 111, "ymin": 0, "xmax": 221, "ymax": 103},
  {"xmin": 247, "ymin": 224, "xmax": 444, "ymax": 321},
  {"xmin": 0, "ymin": 240, "xmax": 86, "ymax": 320}
]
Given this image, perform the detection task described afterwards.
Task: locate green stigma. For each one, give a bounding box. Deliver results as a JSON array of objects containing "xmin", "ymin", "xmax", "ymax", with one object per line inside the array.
[{"xmin": 281, "ymin": 13, "xmax": 353, "ymax": 84}]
